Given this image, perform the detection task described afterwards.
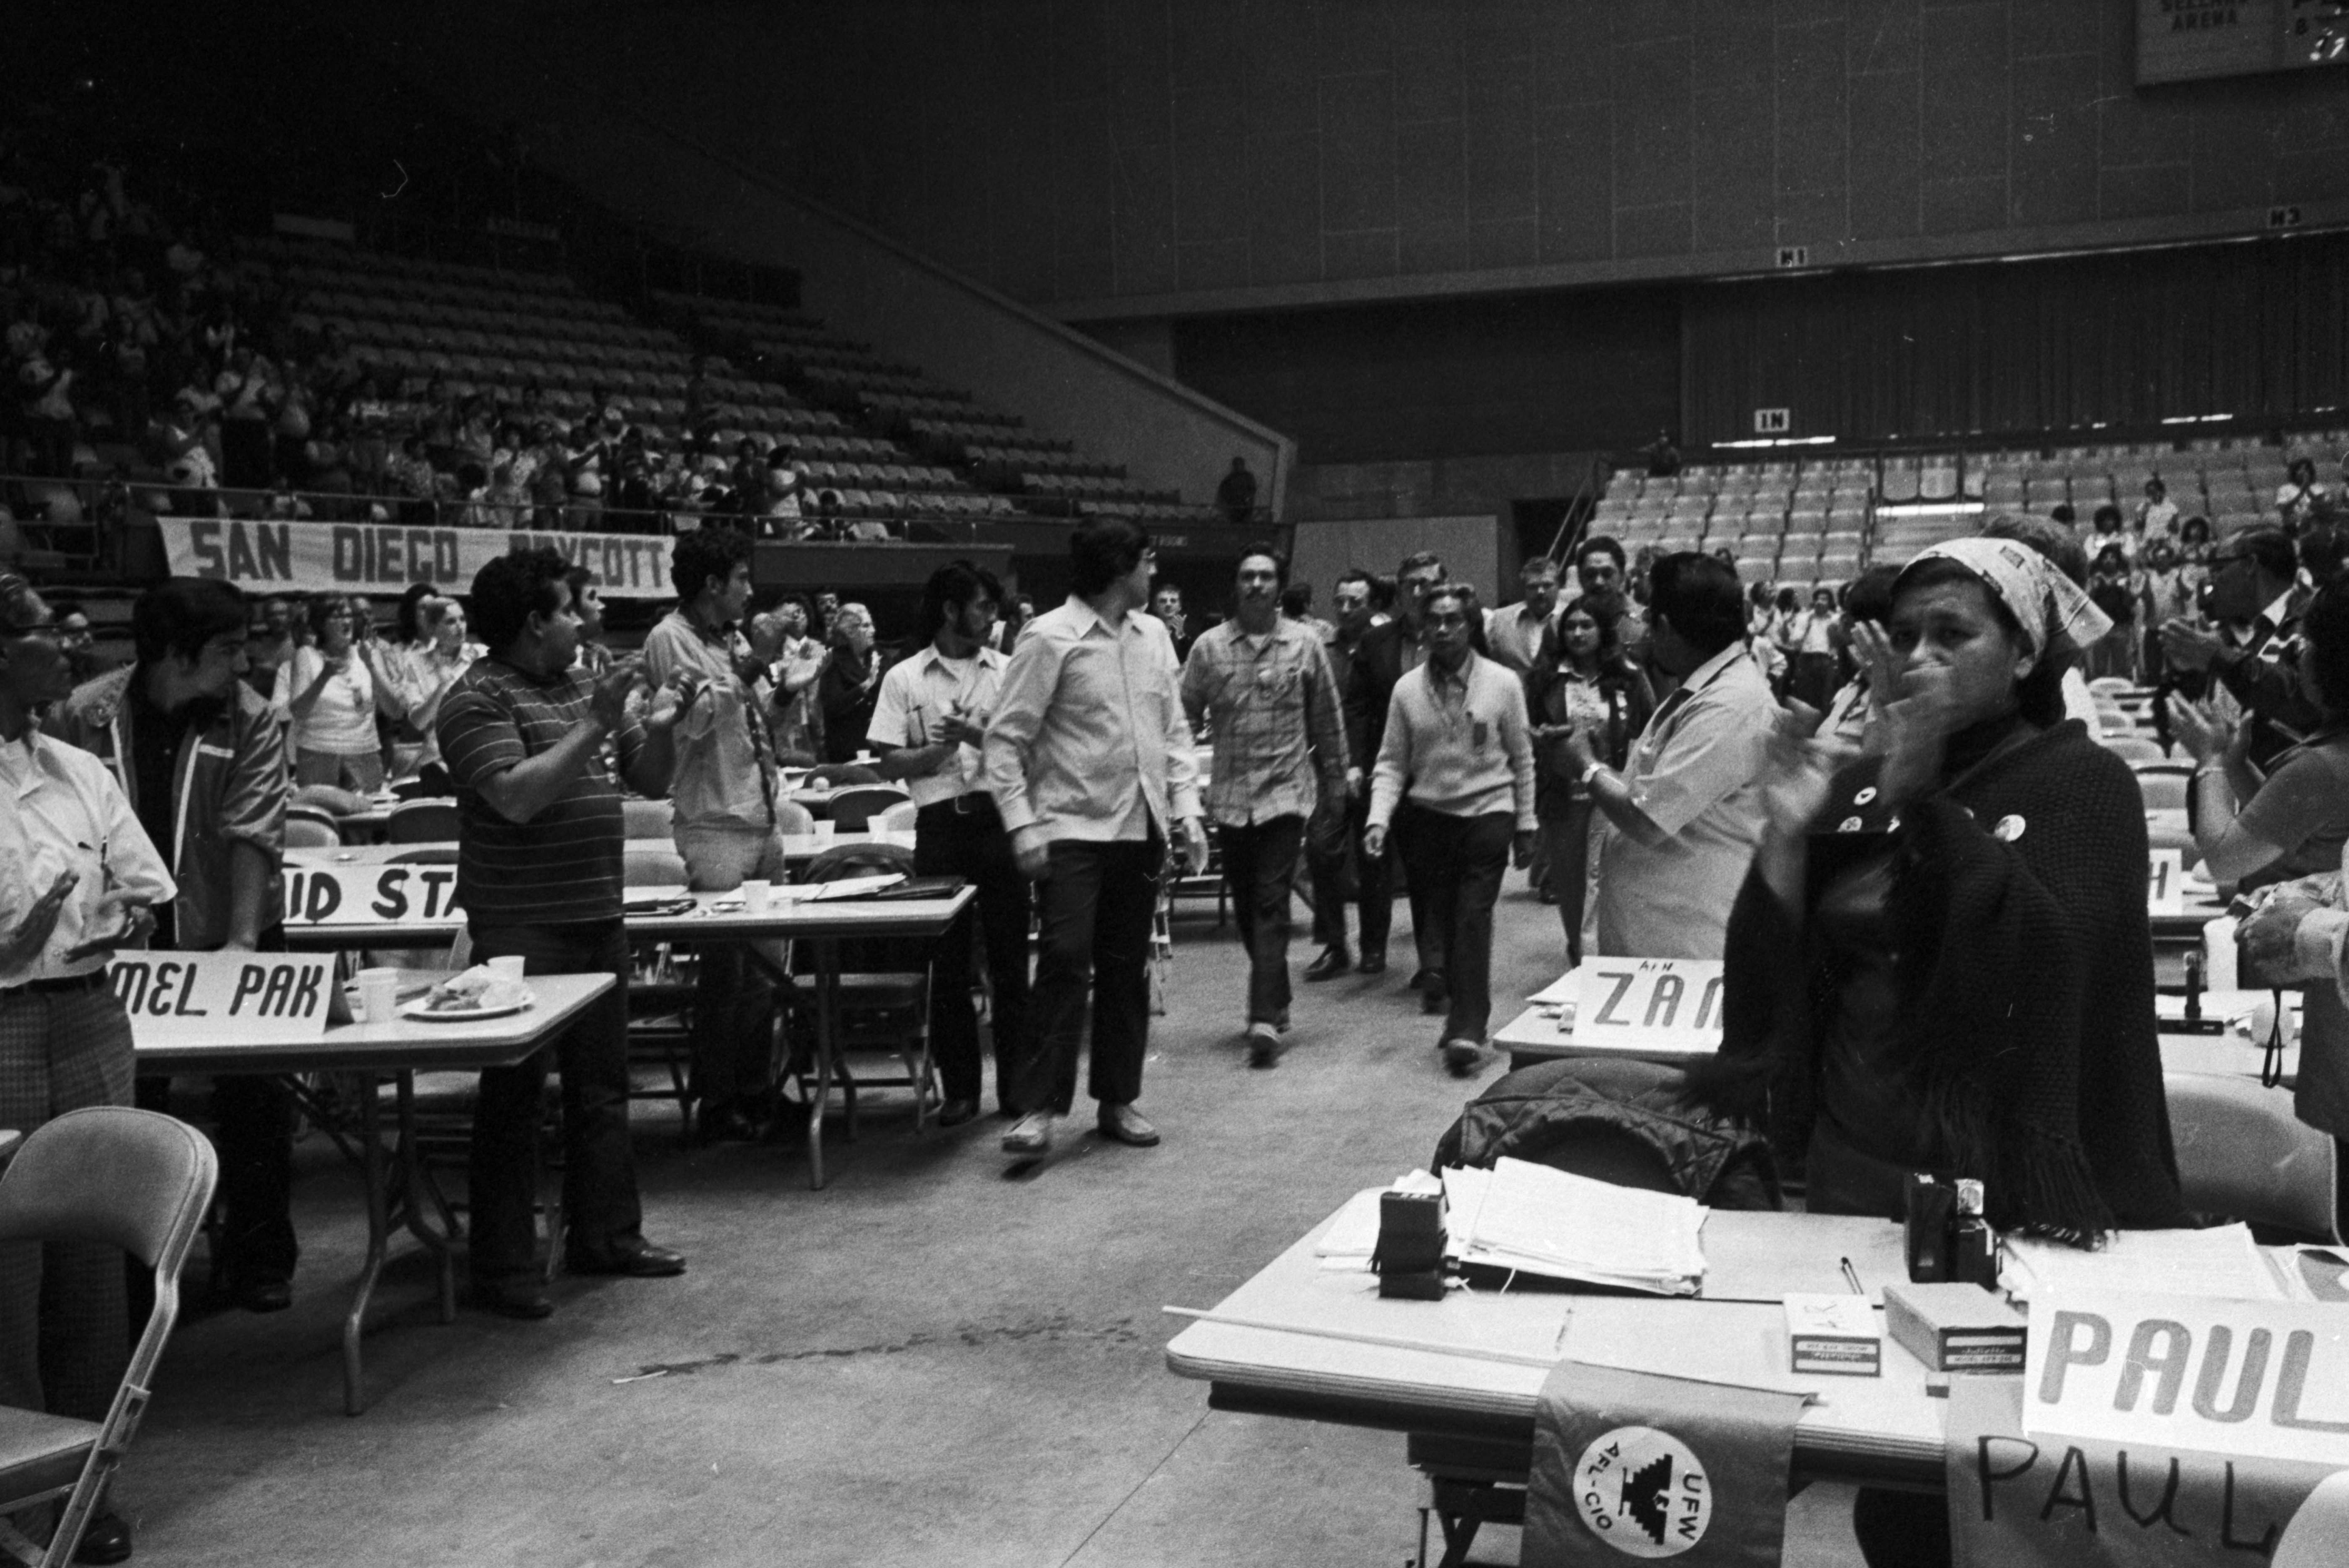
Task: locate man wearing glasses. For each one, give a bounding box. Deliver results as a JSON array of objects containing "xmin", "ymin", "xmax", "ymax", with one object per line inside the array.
[
  {"xmin": 0, "ymin": 573, "xmax": 175, "ymax": 1566},
  {"xmin": 1361, "ymin": 581, "xmax": 1536, "ymax": 1077},
  {"xmin": 985, "ymin": 522, "xmax": 1209, "ymax": 1157},
  {"xmin": 50, "ymin": 578, "xmax": 300, "ymax": 1316},
  {"xmin": 2159, "ymin": 526, "xmax": 2319, "ymax": 770}
]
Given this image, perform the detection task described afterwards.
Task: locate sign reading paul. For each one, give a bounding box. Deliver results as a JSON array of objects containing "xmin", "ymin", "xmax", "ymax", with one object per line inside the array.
[{"xmin": 159, "ymin": 516, "xmax": 680, "ymax": 599}]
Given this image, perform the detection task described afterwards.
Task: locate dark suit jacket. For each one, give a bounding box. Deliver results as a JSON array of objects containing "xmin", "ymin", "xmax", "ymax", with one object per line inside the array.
[{"xmin": 1343, "ymin": 619, "xmax": 1413, "ymax": 773}]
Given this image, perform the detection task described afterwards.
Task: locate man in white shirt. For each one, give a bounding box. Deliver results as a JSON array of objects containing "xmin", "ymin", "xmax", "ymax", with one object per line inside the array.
[
  {"xmin": 984, "ymin": 521, "xmax": 1209, "ymax": 1158},
  {"xmin": 869, "ymin": 561, "xmax": 1025, "ymax": 1128},
  {"xmin": 1483, "ymin": 555, "xmax": 1562, "ymax": 674},
  {"xmin": 0, "ymin": 573, "xmax": 175, "ymax": 1564},
  {"xmin": 1571, "ymin": 553, "xmax": 1785, "ymax": 961}
]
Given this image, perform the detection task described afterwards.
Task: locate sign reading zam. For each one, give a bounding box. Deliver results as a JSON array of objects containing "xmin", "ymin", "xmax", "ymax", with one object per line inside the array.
[
  {"xmin": 160, "ymin": 517, "xmax": 680, "ymax": 598},
  {"xmin": 110, "ymin": 951, "xmax": 335, "ymax": 1042},
  {"xmin": 1569, "ymin": 959, "xmax": 1726, "ymax": 1051}
]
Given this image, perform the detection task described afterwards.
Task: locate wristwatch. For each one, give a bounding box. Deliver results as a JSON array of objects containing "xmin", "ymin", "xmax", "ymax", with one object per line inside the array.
[{"xmin": 1579, "ymin": 760, "xmax": 1606, "ymax": 788}]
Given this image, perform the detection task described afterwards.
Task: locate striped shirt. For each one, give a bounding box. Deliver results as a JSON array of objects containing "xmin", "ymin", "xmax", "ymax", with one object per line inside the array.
[{"xmin": 438, "ymin": 657, "xmax": 644, "ymax": 925}]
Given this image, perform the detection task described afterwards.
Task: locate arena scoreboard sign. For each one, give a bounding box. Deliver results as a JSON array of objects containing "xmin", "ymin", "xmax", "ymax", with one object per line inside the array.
[
  {"xmin": 158, "ymin": 516, "xmax": 680, "ymax": 598},
  {"xmin": 2139, "ymin": 0, "xmax": 2349, "ymax": 84}
]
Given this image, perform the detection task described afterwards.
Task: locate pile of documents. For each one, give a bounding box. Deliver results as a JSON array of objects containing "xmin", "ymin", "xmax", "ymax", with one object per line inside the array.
[
  {"xmin": 2000, "ymin": 1223, "xmax": 2287, "ymax": 1303},
  {"xmin": 1443, "ymin": 1158, "xmax": 1708, "ymax": 1296}
]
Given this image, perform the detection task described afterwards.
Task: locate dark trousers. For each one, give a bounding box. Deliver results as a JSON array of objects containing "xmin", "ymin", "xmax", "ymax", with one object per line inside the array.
[
  {"xmin": 1393, "ymin": 805, "xmax": 1514, "ymax": 1043},
  {"xmin": 914, "ymin": 796, "xmax": 1032, "ymax": 1109},
  {"xmin": 1219, "ymin": 816, "xmax": 1303, "ymax": 1024},
  {"xmin": 1539, "ymin": 798, "xmax": 1598, "ymax": 966},
  {"xmin": 131, "ymin": 1074, "xmax": 297, "ymax": 1285},
  {"xmin": 1017, "ymin": 836, "xmax": 1158, "ymax": 1115},
  {"xmin": 466, "ymin": 919, "xmax": 645, "ymax": 1284},
  {"xmin": 1309, "ymin": 791, "xmax": 1391, "ymax": 957}
]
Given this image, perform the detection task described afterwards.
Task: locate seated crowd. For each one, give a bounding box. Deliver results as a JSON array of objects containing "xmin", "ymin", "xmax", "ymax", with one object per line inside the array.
[{"xmin": 3, "ymin": 484, "xmax": 2347, "ymax": 1567}]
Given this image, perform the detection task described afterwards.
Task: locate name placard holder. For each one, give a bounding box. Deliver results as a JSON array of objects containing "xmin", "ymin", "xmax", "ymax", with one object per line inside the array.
[
  {"xmin": 283, "ymin": 865, "xmax": 465, "ymax": 927},
  {"xmin": 111, "ymin": 951, "xmax": 335, "ymax": 1043},
  {"xmin": 1569, "ymin": 959, "xmax": 1726, "ymax": 1053}
]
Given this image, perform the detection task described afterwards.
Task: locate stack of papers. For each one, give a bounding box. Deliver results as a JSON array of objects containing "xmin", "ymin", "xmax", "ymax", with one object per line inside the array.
[
  {"xmin": 1443, "ymin": 1158, "xmax": 1707, "ymax": 1296},
  {"xmin": 2001, "ymin": 1223, "xmax": 2286, "ymax": 1304}
]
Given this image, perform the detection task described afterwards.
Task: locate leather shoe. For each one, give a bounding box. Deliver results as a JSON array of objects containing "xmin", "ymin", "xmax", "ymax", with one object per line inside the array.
[
  {"xmin": 1408, "ymin": 968, "xmax": 1434, "ymax": 990},
  {"xmin": 1002, "ymin": 1110, "xmax": 1057, "ymax": 1155},
  {"xmin": 1245, "ymin": 1021, "xmax": 1282, "ymax": 1069},
  {"xmin": 1097, "ymin": 1102, "xmax": 1160, "ymax": 1146},
  {"xmin": 232, "ymin": 1276, "xmax": 293, "ymax": 1314},
  {"xmin": 1440, "ymin": 1038, "xmax": 1486, "ymax": 1077},
  {"xmin": 695, "ymin": 1101, "xmax": 765, "ymax": 1145},
  {"xmin": 473, "ymin": 1279, "xmax": 554, "ymax": 1320},
  {"xmin": 936, "ymin": 1097, "xmax": 980, "ymax": 1128},
  {"xmin": 72, "ymin": 1511, "xmax": 131, "ymax": 1565},
  {"xmin": 1302, "ymin": 946, "xmax": 1351, "ymax": 982},
  {"xmin": 1422, "ymin": 983, "xmax": 1449, "ymax": 1015},
  {"xmin": 1355, "ymin": 950, "xmax": 1387, "ymax": 976},
  {"xmin": 569, "ymin": 1244, "xmax": 686, "ymax": 1278}
]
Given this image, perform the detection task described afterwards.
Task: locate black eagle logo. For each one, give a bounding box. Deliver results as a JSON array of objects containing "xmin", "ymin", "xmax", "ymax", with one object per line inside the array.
[{"xmin": 1624, "ymin": 1452, "xmax": 1673, "ymax": 1544}]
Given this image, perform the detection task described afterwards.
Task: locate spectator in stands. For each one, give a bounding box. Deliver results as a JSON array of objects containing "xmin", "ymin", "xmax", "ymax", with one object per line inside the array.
[
  {"xmin": 1637, "ymin": 428, "xmax": 1681, "ymax": 478},
  {"xmin": 436, "ymin": 546, "xmax": 690, "ymax": 1318},
  {"xmin": 1581, "ymin": 552, "xmax": 1785, "ymax": 961},
  {"xmin": 2138, "ymin": 476, "xmax": 2179, "ymax": 539},
  {"xmin": 273, "ymin": 593, "xmax": 390, "ymax": 790},
  {"xmin": 869, "ymin": 561, "xmax": 1025, "ymax": 1126},
  {"xmin": 2279, "ymin": 456, "xmax": 2329, "ymax": 531},
  {"xmin": 12, "ymin": 325, "xmax": 76, "ymax": 475},
  {"xmin": 987, "ymin": 518, "xmax": 1209, "ymax": 1158},
  {"xmin": 1363, "ymin": 581, "xmax": 1536, "ymax": 1077},
  {"xmin": 761, "ymin": 446, "xmax": 803, "ymax": 538},
  {"xmin": 2086, "ymin": 544, "xmax": 2140, "ymax": 681},
  {"xmin": 49, "ymin": 579, "xmax": 301, "ymax": 1319},
  {"xmin": 2140, "ymin": 538, "xmax": 2188, "ymax": 682},
  {"xmin": 2087, "ymin": 502, "xmax": 2135, "ymax": 565},
  {"xmin": 213, "ymin": 345, "xmax": 276, "ymax": 489},
  {"xmin": 2049, "ymin": 503, "xmax": 2076, "ymax": 529},
  {"xmin": 817, "ymin": 600, "xmax": 883, "ymax": 762},
  {"xmin": 390, "ymin": 434, "xmax": 439, "ymax": 526},
  {"xmin": 644, "ymin": 525, "xmax": 787, "ymax": 1144},
  {"xmin": 1483, "ymin": 555, "xmax": 1561, "ymax": 674},
  {"xmin": 1347, "ymin": 550, "xmax": 1453, "ymax": 995},
  {"xmin": 1181, "ymin": 544, "xmax": 1348, "ymax": 1068},
  {"xmin": 1781, "ymin": 585, "xmax": 1841, "ymax": 713},
  {"xmin": 2159, "ymin": 524, "xmax": 2318, "ymax": 770},
  {"xmin": 1305, "ymin": 569, "xmax": 1383, "ymax": 981},
  {"xmin": 1214, "ymin": 456, "xmax": 1257, "ymax": 525},
  {"xmin": 2171, "ymin": 574, "xmax": 2349, "ymax": 895},
  {"xmin": 1151, "ymin": 580, "xmax": 1192, "ymax": 664},
  {"xmin": 1526, "ymin": 595, "xmax": 1655, "ymax": 966}
]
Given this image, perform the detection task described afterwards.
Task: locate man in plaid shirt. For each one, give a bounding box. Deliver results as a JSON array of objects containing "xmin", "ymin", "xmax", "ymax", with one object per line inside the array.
[{"xmin": 1180, "ymin": 545, "xmax": 1348, "ymax": 1067}]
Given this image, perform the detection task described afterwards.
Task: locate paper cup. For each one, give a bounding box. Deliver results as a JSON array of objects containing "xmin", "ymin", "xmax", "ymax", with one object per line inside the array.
[
  {"xmin": 813, "ymin": 821, "xmax": 837, "ymax": 841},
  {"xmin": 486, "ymin": 955, "xmax": 526, "ymax": 982},
  {"xmin": 740, "ymin": 879, "xmax": 772, "ymax": 911},
  {"xmin": 356, "ymin": 966, "xmax": 401, "ymax": 1024}
]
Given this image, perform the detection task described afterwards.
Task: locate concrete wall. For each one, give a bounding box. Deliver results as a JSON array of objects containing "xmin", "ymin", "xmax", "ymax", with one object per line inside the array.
[
  {"xmin": 465, "ymin": 0, "xmax": 2349, "ymax": 320},
  {"xmin": 1290, "ymin": 515, "xmax": 1501, "ymax": 610}
]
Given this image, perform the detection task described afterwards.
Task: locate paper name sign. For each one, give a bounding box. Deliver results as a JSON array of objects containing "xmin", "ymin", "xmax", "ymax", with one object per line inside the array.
[
  {"xmin": 2026, "ymin": 1290, "xmax": 2349, "ymax": 1467},
  {"xmin": 1570, "ymin": 959, "xmax": 1725, "ymax": 1050},
  {"xmin": 283, "ymin": 865, "xmax": 464, "ymax": 926},
  {"xmin": 111, "ymin": 951, "xmax": 334, "ymax": 1042},
  {"xmin": 2147, "ymin": 849, "xmax": 2185, "ymax": 915}
]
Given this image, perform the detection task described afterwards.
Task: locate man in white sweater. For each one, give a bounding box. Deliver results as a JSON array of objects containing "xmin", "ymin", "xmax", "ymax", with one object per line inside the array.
[{"xmin": 1363, "ymin": 581, "xmax": 1536, "ymax": 1076}]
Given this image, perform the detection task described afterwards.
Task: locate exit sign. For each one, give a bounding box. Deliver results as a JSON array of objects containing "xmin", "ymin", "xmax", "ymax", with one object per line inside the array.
[{"xmin": 1753, "ymin": 408, "xmax": 1791, "ymax": 434}]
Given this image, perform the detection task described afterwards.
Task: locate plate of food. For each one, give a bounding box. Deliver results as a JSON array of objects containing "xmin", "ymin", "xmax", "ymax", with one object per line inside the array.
[{"xmin": 402, "ymin": 966, "xmax": 535, "ymax": 1022}]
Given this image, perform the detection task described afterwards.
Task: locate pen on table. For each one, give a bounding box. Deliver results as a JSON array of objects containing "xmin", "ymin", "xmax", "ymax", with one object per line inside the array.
[{"xmin": 1839, "ymin": 1256, "xmax": 1865, "ymax": 1296}]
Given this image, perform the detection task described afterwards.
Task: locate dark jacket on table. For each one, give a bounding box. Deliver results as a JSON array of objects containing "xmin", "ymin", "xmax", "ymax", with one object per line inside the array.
[
  {"xmin": 50, "ymin": 666, "xmax": 288, "ymax": 949},
  {"xmin": 1687, "ymin": 717, "xmax": 2185, "ymax": 1245}
]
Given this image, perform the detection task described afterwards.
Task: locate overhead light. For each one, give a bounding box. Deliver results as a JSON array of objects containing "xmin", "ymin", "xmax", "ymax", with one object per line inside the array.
[
  {"xmin": 2159, "ymin": 414, "xmax": 2235, "ymax": 424},
  {"xmin": 1875, "ymin": 500, "xmax": 1986, "ymax": 517},
  {"xmin": 1715, "ymin": 435, "xmax": 1838, "ymax": 449}
]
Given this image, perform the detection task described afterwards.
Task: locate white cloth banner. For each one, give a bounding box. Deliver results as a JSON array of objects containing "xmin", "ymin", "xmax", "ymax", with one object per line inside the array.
[{"xmin": 158, "ymin": 516, "xmax": 681, "ymax": 598}]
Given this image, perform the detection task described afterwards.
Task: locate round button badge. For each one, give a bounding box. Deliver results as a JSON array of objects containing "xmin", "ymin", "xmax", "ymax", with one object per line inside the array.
[{"xmin": 1573, "ymin": 1425, "xmax": 1712, "ymax": 1558}]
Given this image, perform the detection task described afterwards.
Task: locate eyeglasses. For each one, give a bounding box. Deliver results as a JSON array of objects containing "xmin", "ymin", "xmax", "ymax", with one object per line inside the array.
[{"xmin": 1424, "ymin": 612, "xmax": 1472, "ymax": 629}]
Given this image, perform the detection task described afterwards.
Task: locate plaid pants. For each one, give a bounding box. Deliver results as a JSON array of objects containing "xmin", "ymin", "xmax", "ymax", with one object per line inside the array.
[{"xmin": 0, "ymin": 984, "xmax": 134, "ymax": 1420}]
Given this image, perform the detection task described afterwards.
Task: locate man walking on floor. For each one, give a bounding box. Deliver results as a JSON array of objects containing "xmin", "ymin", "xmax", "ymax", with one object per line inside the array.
[
  {"xmin": 868, "ymin": 560, "xmax": 1027, "ymax": 1127},
  {"xmin": 1304, "ymin": 569, "xmax": 1380, "ymax": 981},
  {"xmin": 1362, "ymin": 580, "xmax": 1536, "ymax": 1077},
  {"xmin": 1181, "ymin": 544, "xmax": 1347, "ymax": 1067},
  {"xmin": 1345, "ymin": 550, "xmax": 1451, "ymax": 1007},
  {"xmin": 985, "ymin": 519, "xmax": 1208, "ymax": 1157}
]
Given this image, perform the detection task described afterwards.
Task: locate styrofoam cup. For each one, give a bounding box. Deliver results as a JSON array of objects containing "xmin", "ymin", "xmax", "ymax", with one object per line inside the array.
[
  {"xmin": 740, "ymin": 879, "xmax": 772, "ymax": 911},
  {"xmin": 357, "ymin": 966, "xmax": 401, "ymax": 1023},
  {"xmin": 486, "ymin": 955, "xmax": 526, "ymax": 982}
]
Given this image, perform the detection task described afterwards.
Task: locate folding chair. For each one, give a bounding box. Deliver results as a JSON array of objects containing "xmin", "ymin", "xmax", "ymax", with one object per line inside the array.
[
  {"xmin": 0, "ymin": 1109, "xmax": 217, "ymax": 1568},
  {"xmin": 825, "ymin": 785, "xmax": 911, "ymax": 831},
  {"xmin": 2165, "ymin": 1071, "xmax": 2341, "ymax": 1243},
  {"xmin": 384, "ymin": 799, "xmax": 459, "ymax": 844}
]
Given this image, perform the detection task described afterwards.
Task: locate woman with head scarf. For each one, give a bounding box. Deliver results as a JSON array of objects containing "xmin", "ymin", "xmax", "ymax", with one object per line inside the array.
[{"xmin": 1692, "ymin": 537, "xmax": 2186, "ymax": 1565}]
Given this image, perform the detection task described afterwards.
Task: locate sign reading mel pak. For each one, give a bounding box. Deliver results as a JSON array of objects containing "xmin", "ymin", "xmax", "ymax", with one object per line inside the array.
[
  {"xmin": 283, "ymin": 865, "xmax": 464, "ymax": 927},
  {"xmin": 1570, "ymin": 959, "xmax": 1725, "ymax": 1053},
  {"xmin": 108, "ymin": 951, "xmax": 334, "ymax": 1042}
]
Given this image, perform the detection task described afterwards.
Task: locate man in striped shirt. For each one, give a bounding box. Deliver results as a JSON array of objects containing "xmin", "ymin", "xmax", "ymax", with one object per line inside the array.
[{"xmin": 438, "ymin": 546, "xmax": 690, "ymax": 1320}]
